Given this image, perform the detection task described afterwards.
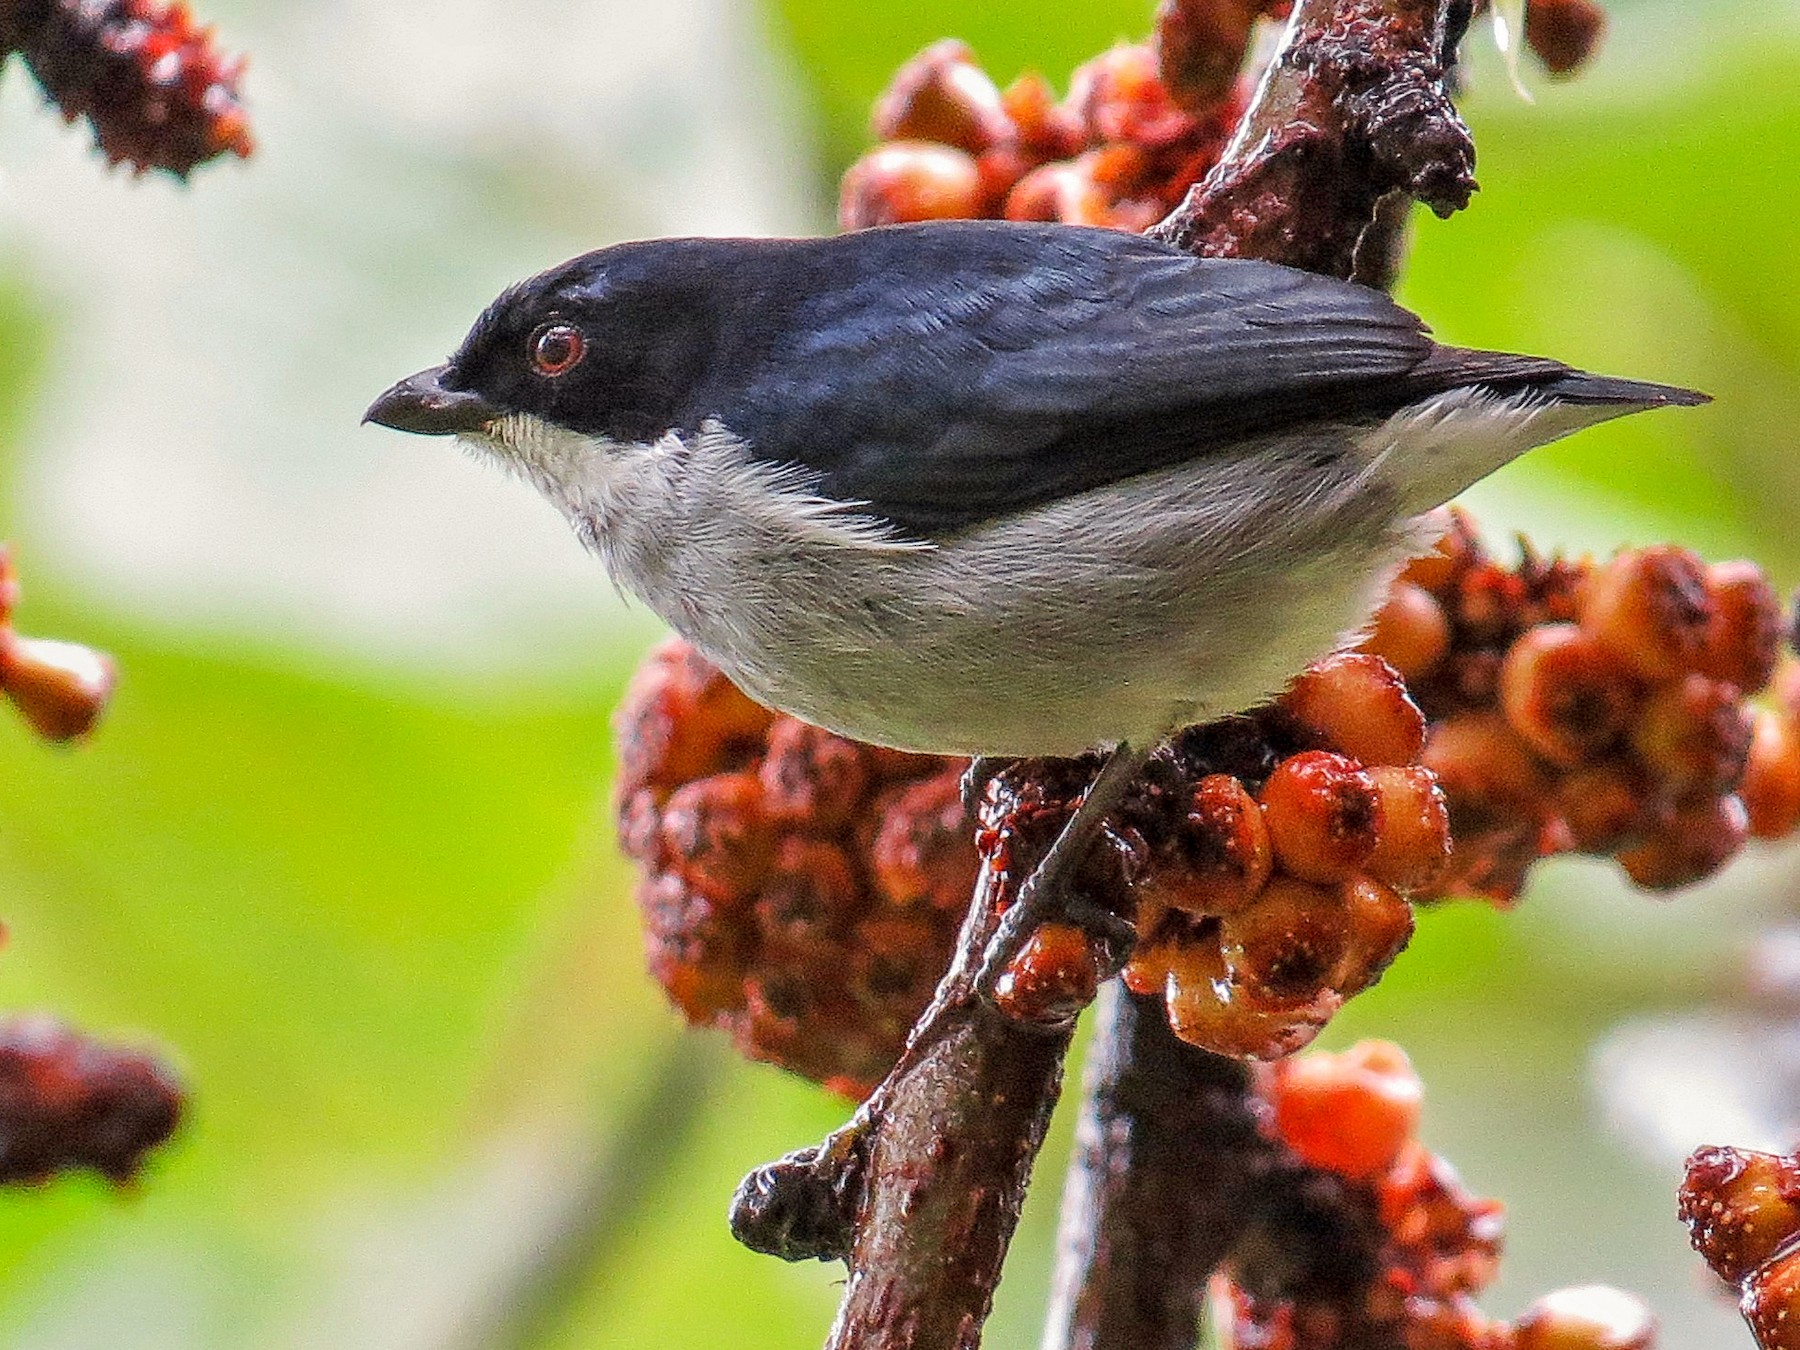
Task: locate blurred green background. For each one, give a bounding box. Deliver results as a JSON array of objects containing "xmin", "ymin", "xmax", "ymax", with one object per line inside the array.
[{"xmin": 0, "ymin": 0, "xmax": 1793, "ymax": 1345}]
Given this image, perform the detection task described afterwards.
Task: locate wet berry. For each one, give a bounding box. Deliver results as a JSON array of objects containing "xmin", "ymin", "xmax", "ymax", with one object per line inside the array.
[
  {"xmin": 1259, "ymin": 751, "xmax": 1382, "ymax": 884},
  {"xmin": 1136, "ymin": 773, "xmax": 1272, "ymax": 916},
  {"xmin": 1284, "ymin": 652, "xmax": 1427, "ymax": 768},
  {"xmin": 992, "ymin": 923, "xmax": 1102, "ymax": 1025}
]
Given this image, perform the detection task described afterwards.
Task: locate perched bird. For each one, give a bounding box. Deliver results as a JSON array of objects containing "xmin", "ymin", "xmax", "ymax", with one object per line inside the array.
[{"xmin": 366, "ymin": 219, "xmax": 1704, "ymax": 984}]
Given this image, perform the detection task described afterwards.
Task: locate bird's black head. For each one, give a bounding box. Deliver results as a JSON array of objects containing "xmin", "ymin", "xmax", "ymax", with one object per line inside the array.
[{"xmin": 365, "ymin": 239, "xmax": 742, "ymax": 443}]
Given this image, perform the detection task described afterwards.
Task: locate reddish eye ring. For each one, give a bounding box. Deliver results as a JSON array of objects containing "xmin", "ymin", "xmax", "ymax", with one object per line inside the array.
[{"xmin": 530, "ymin": 323, "xmax": 585, "ymax": 377}]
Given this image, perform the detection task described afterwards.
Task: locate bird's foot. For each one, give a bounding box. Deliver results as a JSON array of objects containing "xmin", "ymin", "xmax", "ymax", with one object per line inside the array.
[
  {"xmin": 971, "ymin": 741, "xmax": 1153, "ymax": 1006},
  {"xmin": 973, "ymin": 874, "xmax": 1136, "ymax": 1005}
]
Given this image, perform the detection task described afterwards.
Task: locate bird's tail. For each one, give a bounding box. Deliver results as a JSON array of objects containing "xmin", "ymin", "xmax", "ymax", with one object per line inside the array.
[
  {"xmin": 1374, "ymin": 359, "xmax": 1710, "ymax": 517},
  {"xmin": 1534, "ymin": 370, "xmax": 1711, "ymax": 411}
]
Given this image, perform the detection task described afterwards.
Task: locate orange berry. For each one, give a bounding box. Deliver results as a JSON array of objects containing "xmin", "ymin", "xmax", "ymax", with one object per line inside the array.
[
  {"xmin": 992, "ymin": 923, "xmax": 1101, "ymax": 1025},
  {"xmin": 1513, "ymin": 1287, "xmax": 1656, "ymax": 1350},
  {"xmin": 1422, "ymin": 712, "xmax": 1550, "ymax": 818},
  {"xmin": 1140, "ymin": 773, "xmax": 1272, "ymax": 916},
  {"xmin": 1552, "ymin": 763, "xmax": 1652, "ymax": 852},
  {"xmin": 1065, "ymin": 42, "xmax": 1193, "ymax": 147},
  {"xmin": 872, "ymin": 40, "xmax": 1015, "ymax": 154},
  {"xmin": 1579, "ymin": 546, "xmax": 1713, "ymax": 682},
  {"xmin": 1336, "ymin": 875, "xmax": 1415, "ymax": 993},
  {"xmin": 1259, "ymin": 751, "xmax": 1382, "ymax": 883},
  {"xmin": 1121, "ymin": 932, "xmax": 1178, "ymax": 998},
  {"xmin": 1743, "ymin": 710, "xmax": 1800, "ymax": 840},
  {"xmin": 1283, "ymin": 652, "xmax": 1427, "ymax": 767},
  {"xmin": 1697, "ymin": 560, "xmax": 1783, "ymax": 693},
  {"xmin": 840, "ymin": 142, "xmax": 986, "ymax": 230},
  {"xmin": 1361, "ymin": 581, "xmax": 1452, "ymax": 681},
  {"xmin": 1617, "ymin": 795, "xmax": 1748, "ymax": 892},
  {"xmin": 660, "ymin": 772, "xmax": 776, "ymax": 899},
  {"xmin": 1000, "ymin": 71, "xmax": 1085, "ymax": 158},
  {"xmin": 1744, "ymin": 1249, "xmax": 1800, "ymax": 1350},
  {"xmin": 614, "ymin": 639, "xmax": 774, "ymax": 792},
  {"xmin": 1366, "ymin": 765, "xmax": 1451, "ymax": 892},
  {"xmin": 867, "ymin": 774, "xmax": 979, "ymax": 910},
  {"xmin": 1269, "ymin": 1040, "xmax": 1423, "ymax": 1179},
  {"xmin": 1003, "ymin": 159, "xmax": 1111, "ymax": 225},
  {"xmin": 973, "ymin": 144, "xmax": 1034, "ymax": 204},
  {"xmin": 758, "ymin": 719, "xmax": 871, "ymax": 832},
  {"xmin": 0, "ymin": 635, "xmax": 116, "ymax": 743},
  {"xmin": 1163, "ymin": 934, "xmax": 1338, "ymax": 1060},
  {"xmin": 1629, "ymin": 674, "xmax": 1752, "ymax": 799},
  {"xmin": 1680, "ymin": 1146, "xmax": 1800, "ymax": 1286},
  {"xmin": 1083, "ymin": 142, "xmax": 1153, "ymax": 195},
  {"xmin": 1218, "ymin": 875, "xmax": 1350, "ymax": 1007},
  {"xmin": 1499, "ymin": 623, "xmax": 1639, "ymax": 766}
]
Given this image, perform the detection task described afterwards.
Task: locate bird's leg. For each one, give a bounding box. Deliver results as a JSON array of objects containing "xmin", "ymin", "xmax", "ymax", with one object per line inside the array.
[
  {"xmin": 960, "ymin": 755, "xmax": 1014, "ymax": 817},
  {"xmin": 974, "ymin": 741, "xmax": 1154, "ymax": 1002}
]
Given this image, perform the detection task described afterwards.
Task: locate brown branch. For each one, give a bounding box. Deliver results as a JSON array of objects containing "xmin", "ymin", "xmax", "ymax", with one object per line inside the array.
[
  {"xmin": 1150, "ymin": 0, "xmax": 1475, "ymax": 275},
  {"xmin": 1040, "ymin": 985, "xmax": 1273, "ymax": 1350},
  {"xmin": 731, "ymin": 761, "xmax": 1105, "ymax": 1350}
]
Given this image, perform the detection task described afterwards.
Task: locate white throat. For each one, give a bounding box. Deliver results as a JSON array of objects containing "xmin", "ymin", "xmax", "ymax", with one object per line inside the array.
[{"xmin": 456, "ymin": 412, "xmax": 927, "ymax": 584}]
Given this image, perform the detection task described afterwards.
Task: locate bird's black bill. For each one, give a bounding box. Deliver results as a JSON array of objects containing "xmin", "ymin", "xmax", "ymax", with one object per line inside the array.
[{"xmin": 363, "ymin": 365, "xmax": 503, "ymax": 436}]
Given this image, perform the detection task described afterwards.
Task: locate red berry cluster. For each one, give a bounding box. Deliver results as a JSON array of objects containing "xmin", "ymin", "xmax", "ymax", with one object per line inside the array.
[
  {"xmin": 1116, "ymin": 654, "xmax": 1446, "ymax": 1060},
  {"xmin": 614, "ymin": 639, "xmax": 974, "ymax": 1098},
  {"xmin": 0, "ymin": 0, "xmax": 252, "ymax": 178},
  {"xmin": 622, "ymin": 638, "xmax": 1449, "ymax": 1078},
  {"xmin": 0, "ymin": 1015, "xmax": 183, "ymax": 1185},
  {"xmin": 1679, "ymin": 1146, "xmax": 1800, "ymax": 1350},
  {"xmin": 1361, "ymin": 510, "xmax": 1788, "ymax": 902},
  {"xmin": 1222, "ymin": 1041, "xmax": 1656, "ymax": 1350},
  {"xmin": 839, "ymin": 0, "xmax": 1276, "ymax": 235},
  {"xmin": 0, "ymin": 546, "xmax": 115, "ymax": 743}
]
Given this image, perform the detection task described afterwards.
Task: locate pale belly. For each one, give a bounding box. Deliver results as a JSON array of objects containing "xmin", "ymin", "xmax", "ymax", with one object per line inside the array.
[{"xmin": 642, "ymin": 461, "xmax": 1416, "ymax": 757}]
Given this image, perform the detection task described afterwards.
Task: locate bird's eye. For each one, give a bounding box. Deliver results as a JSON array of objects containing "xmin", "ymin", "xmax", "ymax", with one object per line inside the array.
[{"xmin": 530, "ymin": 323, "xmax": 585, "ymax": 377}]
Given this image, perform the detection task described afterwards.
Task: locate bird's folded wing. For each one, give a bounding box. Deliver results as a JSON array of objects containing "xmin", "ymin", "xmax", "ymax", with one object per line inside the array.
[{"xmin": 719, "ymin": 226, "xmax": 1564, "ymax": 536}]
